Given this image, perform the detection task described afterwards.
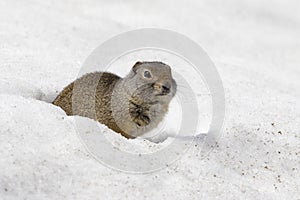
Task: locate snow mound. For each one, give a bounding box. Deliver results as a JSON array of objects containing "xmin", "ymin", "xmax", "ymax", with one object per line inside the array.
[{"xmin": 0, "ymin": 78, "xmax": 45, "ymax": 100}]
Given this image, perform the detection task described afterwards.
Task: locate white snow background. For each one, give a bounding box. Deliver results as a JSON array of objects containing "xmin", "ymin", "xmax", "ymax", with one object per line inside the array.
[{"xmin": 0, "ymin": 0, "xmax": 300, "ymax": 199}]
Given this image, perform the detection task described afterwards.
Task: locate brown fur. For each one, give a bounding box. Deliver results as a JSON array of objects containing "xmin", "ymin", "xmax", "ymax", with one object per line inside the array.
[{"xmin": 53, "ymin": 62, "xmax": 176, "ymax": 138}]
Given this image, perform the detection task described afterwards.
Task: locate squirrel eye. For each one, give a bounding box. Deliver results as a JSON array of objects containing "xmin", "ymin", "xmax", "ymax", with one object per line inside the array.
[{"xmin": 143, "ymin": 70, "xmax": 152, "ymax": 78}]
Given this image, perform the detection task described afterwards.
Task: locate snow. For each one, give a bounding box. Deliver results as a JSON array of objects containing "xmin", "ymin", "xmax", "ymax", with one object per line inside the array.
[{"xmin": 0, "ymin": 0, "xmax": 300, "ymax": 199}]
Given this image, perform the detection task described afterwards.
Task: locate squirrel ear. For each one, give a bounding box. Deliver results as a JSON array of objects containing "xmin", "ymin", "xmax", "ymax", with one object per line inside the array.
[{"xmin": 132, "ymin": 61, "xmax": 143, "ymax": 72}]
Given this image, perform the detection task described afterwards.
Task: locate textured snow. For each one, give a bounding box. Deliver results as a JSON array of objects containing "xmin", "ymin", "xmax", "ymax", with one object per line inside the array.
[{"xmin": 0, "ymin": 0, "xmax": 300, "ymax": 199}]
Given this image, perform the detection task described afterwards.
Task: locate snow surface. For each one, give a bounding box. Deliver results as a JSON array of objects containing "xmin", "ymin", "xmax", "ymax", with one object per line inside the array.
[{"xmin": 0, "ymin": 0, "xmax": 300, "ymax": 199}]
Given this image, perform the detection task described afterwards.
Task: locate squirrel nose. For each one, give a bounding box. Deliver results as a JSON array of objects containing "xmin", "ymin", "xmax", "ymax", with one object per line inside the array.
[
  {"xmin": 154, "ymin": 81, "xmax": 171, "ymax": 94},
  {"xmin": 162, "ymin": 82, "xmax": 171, "ymax": 94}
]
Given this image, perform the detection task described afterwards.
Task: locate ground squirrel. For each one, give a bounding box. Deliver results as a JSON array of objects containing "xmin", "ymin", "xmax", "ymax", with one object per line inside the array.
[{"xmin": 53, "ymin": 61, "xmax": 177, "ymax": 138}]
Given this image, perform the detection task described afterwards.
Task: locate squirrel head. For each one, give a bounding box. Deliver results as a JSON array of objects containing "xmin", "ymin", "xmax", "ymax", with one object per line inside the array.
[{"xmin": 124, "ymin": 61, "xmax": 177, "ymax": 103}]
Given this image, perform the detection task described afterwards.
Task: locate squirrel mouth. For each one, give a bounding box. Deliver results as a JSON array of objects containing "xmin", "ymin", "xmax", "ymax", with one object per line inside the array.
[{"xmin": 156, "ymin": 91, "xmax": 170, "ymax": 96}]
